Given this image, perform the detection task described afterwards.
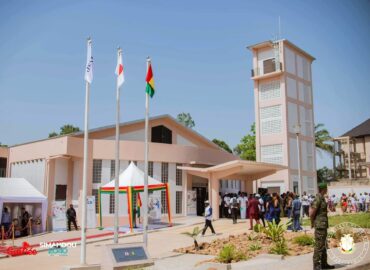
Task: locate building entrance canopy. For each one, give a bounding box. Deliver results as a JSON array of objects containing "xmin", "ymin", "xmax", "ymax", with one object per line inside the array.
[{"xmin": 178, "ymin": 160, "xmax": 286, "ymax": 219}]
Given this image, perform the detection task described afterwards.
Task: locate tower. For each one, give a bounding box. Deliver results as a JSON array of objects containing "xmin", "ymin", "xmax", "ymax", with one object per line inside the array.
[{"xmin": 248, "ymin": 39, "xmax": 317, "ymax": 195}]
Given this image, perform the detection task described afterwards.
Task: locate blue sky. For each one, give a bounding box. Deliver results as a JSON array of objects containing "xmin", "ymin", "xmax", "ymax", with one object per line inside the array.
[{"xmin": 0, "ymin": 1, "xmax": 369, "ymax": 169}]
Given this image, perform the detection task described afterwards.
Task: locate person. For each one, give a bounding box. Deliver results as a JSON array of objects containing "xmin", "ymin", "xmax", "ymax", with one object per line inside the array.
[
  {"xmin": 21, "ymin": 207, "xmax": 30, "ymax": 236},
  {"xmin": 365, "ymin": 192, "xmax": 370, "ymax": 212},
  {"xmin": 292, "ymin": 194, "xmax": 302, "ymax": 232},
  {"xmin": 265, "ymin": 194, "xmax": 274, "ymax": 222},
  {"xmin": 1, "ymin": 207, "xmax": 11, "ymax": 233},
  {"xmin": 274, "ymin": 193, "xmax": 281, "ymax": 224},
  {"xmin": 66, "ymin": 204, "xmax": 78, "ymax": 231},
  {"xmin": 256, "ymin": 194, "xmax": 266, "ymax": 227},
  {"xmin": 341, "ymin": 193, "xmax": 347, "ymax": 213},
  {"xmin": 237, "ymin": 193, "xmax": 247, "ymax": 219},
  {"xmin": 223, "ymin": 194, "xmax": 231, "ymax": 218},
  {"xmin": 285, "ymin": 192, "xmax": 293, "ymax": 218},
  {"xmin": 230, "ymin": 195, "xmax": 239, "ymax": 224},
  {"xmin": 310, "ymin": 183, "xmax": 335, "ymax": 270},
  {"xmin": 247, "ymin": 194, "xmax": 260, "ymax": 230},
  {"xmin": 359, "ymin": 193, "xmax": 366, "ymax": 212},
  {"xmin": 219, "ymin": 192, "xmax": 223, "ymax": 218},
  {"xmin": 302, "ymin": 192, "xmax": 310, "ymax": 217},
  {"xmin": 202, "ymin": 201, "xmax": 216, "ymax": 236}
]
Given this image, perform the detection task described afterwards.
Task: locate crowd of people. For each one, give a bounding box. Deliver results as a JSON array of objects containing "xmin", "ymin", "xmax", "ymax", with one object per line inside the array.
[{"xmin": 328, "ymin": 192, "xmax": 370, "ymax": 213}]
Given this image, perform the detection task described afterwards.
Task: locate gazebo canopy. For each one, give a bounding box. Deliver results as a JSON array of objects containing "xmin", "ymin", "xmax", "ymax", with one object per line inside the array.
[{"xmin": 100, "ymin": 162, "xmax": 166, "ymax": 193}]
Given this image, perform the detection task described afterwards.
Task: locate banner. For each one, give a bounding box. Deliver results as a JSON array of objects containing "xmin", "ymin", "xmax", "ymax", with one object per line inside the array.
[
  {"xmin": 187, "ymin": 190, "xmax": 197, "ymax": 216},
  {"xmin": 86, "ymin": 196, "xmax": 96, "ymax": 229},
  {"xmin": 148, "ymin": 191, "xmax": 161, "ymax": 223},
  {"xmin": 52, "ymin": 201, "xmax": 67, "ymax": 232}
]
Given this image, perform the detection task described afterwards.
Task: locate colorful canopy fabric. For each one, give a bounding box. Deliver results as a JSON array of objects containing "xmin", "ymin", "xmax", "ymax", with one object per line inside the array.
[{"xmin": 100, "ymin": 162, "xmax": 166, "ymax": 193}]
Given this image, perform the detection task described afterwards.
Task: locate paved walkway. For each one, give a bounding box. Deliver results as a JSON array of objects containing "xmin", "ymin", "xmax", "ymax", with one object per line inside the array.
[{"xmin": 0, "ymin": 217, "xmax": 368, "ymax": 270}]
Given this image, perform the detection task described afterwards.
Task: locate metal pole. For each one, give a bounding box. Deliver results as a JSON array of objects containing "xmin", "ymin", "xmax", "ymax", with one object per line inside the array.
[
  {"xmin": 348, "ymin": 137, "xmax": 352, "ymax": 179},
  {"xmin": 114, "ymin": 48, "xmax": 122, "ymax": 244},
  {"xmin": 80, "ymin": 76, "xmax": 90, "ymax": 265},
  {"xmin": 143, "ymin": 57, "xmax": 150, "ymax": 247}
]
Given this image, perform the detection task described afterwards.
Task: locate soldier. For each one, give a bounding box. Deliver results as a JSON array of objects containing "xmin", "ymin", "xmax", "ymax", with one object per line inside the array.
[{"xmin": 310, "ymin": 183, "xmax": 335, "ymax": 270}]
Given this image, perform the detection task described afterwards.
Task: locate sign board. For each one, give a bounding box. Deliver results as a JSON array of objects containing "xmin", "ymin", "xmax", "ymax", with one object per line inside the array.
[
  {"xmin": 86, "ymin": 196, "xmax": 96, "ymax": 229},
  {"xmin": 187, "ymin": 190, "xmax": 197, "ymax": 215},
  {"xmin": 51, "ymin": 201, "xmax": 67, "ymax": 232},
  {"xmin": 101, "ymin": 243, "xmax": 154, "ymax": 270},
  {"xmin": 148, "ymin": 191, "xmax": 161, "ymax": 223}
]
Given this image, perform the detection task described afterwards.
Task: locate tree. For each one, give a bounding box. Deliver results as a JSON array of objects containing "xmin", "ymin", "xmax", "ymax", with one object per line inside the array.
[
  {"xmin": 317, "ymin": 166, "xmax": 335, "ymax": 183},
  {"xmin": 212, "ymin": 139, "xmax": 232, "ymax": 153},
  {"xmin": 0, "ymin": 142, "xmax": 8, "ymax": 147},
  {"xmin": 315, "ymin": 123, "xmax": 333, "ymax": 155},
  {"xmin": 234, "ymin": 123, "xmax": 256, "ymax": 161},
  {"xmin": 49, "ymin": 124, "xmax": 80, "ymax": 138},
  {"xmin": 177, "ymin": 113, "xmax": 195, "ymax": 129}
]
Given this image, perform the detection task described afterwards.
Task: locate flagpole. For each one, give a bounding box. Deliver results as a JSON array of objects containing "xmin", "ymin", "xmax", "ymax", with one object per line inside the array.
[
  {"xmin": 80, "ymin": 37, "xmax": 92, "ymax": 265},
  {"xmin": 143, "ymin": 57, "xmax": 150, "ymax": 247},
  {"xmin": 114, "ymin": 47, "xmax": 122, "ymax": 244}
]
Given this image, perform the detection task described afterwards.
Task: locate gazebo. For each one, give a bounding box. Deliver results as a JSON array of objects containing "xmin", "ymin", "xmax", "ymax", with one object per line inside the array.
[{"xmin": 99, "ymin": 162, "xmax": 172, "ymax": 231}]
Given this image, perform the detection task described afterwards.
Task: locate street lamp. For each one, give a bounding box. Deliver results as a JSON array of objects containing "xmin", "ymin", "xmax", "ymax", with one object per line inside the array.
[{"xmin": 294, "ymin": 123, "xmax": 303, "ymax": 196}]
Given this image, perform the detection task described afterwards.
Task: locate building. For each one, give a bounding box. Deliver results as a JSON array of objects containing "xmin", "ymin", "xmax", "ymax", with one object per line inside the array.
[
  {"xmin": 7, "ymin": 115, "xmax": 238, "ymax": 226},
  {"xmin": 247, "ymin": 39, "xmax": 317, "ymax": 195},
  {"xmin": 333, "ymin": 118, "xmax": 370, "ymax": 180},
  {"xmin": 0, "ymin": 146, "xmax": 8, "ymax": 177}
]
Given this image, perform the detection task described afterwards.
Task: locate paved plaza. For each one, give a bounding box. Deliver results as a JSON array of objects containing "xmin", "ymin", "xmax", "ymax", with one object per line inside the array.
[{"xmin": 0, "ymin": 217, "xmax": 369, "ymax": 270}]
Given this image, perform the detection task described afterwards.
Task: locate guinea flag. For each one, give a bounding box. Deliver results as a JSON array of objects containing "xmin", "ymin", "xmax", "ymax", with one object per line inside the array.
[
  {"xmin": 146, "ymin": 61, "xmax": 155, "ymax": 98},
  {"xmin": 137, "ymin": 193, "xmax": 142, "ymax": 208}
]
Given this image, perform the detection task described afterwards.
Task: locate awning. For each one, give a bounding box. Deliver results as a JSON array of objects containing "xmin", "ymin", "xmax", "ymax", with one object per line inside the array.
[{"xmin": 178, "ymin": 160, "xmax": 287, "ymax": 180}]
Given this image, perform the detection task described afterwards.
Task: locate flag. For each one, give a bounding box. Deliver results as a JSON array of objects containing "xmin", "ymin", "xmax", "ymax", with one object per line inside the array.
[
  {"xmin": 146, "ymin": 61, "xmax": 155, "ymax": 98},
  {"xmin": 84, "ymin": 39, "xmax": 93, "ymax": 83},
  {"xmin": 115, "ymin": 49, "xmax": 125, "ymax": 88},
  {"xmin": 137, "ymin": 193, "xmax": 142, "ymax": 208}
]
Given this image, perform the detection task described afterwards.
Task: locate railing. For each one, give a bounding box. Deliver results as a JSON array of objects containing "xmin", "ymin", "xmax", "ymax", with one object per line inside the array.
[{"xmin": 251, "ymin": 62, "xmax": 283, "ymax": 77}]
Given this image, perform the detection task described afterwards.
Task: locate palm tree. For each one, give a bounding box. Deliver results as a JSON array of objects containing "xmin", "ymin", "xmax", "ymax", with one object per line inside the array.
[
  {"xmin": 181, "ymin": 226, "xmax": 201, "ymax": 250},
  {"xmin": 315, "ymin": 123, "xmax": 333, "ymax": 155}
]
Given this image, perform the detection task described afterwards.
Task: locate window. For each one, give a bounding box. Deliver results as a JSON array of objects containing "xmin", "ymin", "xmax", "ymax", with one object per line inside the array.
[
  {"xmin": 286, "ymin": 77, "xmax": 297, "ymax": 99},
  {"xmin": 151, "ymin": 125, "xmax": 172, "ymax": 144},
  {"xmin": 92, "ymin": 189, "xmax": 99, "ymax": 213},
  {"xmin": 176, "ymin": 163, "xmax": 183, "ymax": 186},
  {"xmin": 263, "ymin": 58, "xmax": 276, "ymax": 74},
  {"xmin": 55, "ymin": 185, "xmax": 67, "ymax": 201},
  {"xmin": 176, "ymin": 191, "xmax": 182, "ymax": 214},
  {"xmin": 161, "ymin": 163, "xmax": 168, "ymax": 183},
  {"xmin": 148, "ymin": 162, "xmax": 153, "ymax": 177},
  {"xmin": 261, "ymin": 144, "xmax": 283, "ymax": 165},
  {"xmin": 259, "ymin": 80, "xmax": 280, "ymax": 101},
  {"xmin": 110, "ymin": 160, "xmax": 115, "ymax": 179},
  {"xmin": 260, "ymin": 105, "xmax": 282, "ymax": 135},
  {"xmin": 161, "ymin": 191, "xmax": 168, "ymax": 214},
  {"xmin": 93, "ymin": 159, "xmax": 102, "ymax": 183},
  {"xmin": 109, "ymin": 194, "xmax": 115, "ymax": 214}
]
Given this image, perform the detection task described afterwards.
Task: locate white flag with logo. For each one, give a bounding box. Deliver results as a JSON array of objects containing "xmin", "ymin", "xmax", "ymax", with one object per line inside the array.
[
  {"xmin": 115, "ymin": 49, "xmax": 124, "ymax": 88},
  {"xmin": 84, "ymin": 40, "xmax": 93, "ymax": 83}
]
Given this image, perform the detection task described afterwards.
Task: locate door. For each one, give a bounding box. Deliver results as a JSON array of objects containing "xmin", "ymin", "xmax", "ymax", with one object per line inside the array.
[
  {"xmin": 55, "ymin": 185, "xmax": 67, "ymax": 201},
  {"xmin": 192, "ymin": 187, "xmax": 208, "ymax": 216}
]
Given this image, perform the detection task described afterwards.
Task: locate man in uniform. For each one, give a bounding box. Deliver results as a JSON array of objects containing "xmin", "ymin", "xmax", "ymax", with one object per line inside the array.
[{"xmin": 310, "ymin": 183, "xmax": 335, "ymax": 270}]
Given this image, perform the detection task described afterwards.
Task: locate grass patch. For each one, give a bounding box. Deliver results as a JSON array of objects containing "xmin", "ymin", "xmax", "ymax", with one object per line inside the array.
[
  {"xmin": 217, "ymin": 244, "xmax": 246, "ymax": 263},
  {"xmin": 293, "ymin": 234, "xmax": 315, "ymax": 246},
  {"xmin": 302, "ymin": 213, "xmax": 370, "ymax": 228}
]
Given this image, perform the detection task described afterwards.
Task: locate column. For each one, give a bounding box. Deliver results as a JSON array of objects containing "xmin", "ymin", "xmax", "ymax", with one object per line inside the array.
[{"xmin": 210, "ymin": 173, "xmax": 220, "ymax": 219}]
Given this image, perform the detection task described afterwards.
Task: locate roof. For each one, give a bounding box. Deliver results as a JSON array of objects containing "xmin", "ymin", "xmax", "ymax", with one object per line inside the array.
[
  {"xmin": 10, "ymin": 114, "xmax": 224, "ymax": 151},
  {"xmin": 0, "ymin": 178, "xmax": 47, "ymax": 200},
  {"xmin": 178, "ymin": 160, "xmax": 287, "ymax": 180},
  {"xmin": 341, "ymin": 118, "xmax": 370, "ymax": 138},
  {"xmin": 247, "ymin": 39, "xmax": 316, "ymax": 61}
]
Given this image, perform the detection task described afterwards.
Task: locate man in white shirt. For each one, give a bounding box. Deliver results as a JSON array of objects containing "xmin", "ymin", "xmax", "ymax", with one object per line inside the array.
[
  {"xmin": 202, "ymin": 201, "xmax": 216, "ymax": 236},
  {"xmin": 224, "ymin": 194, "xmax": 231, "ymax": 218},
  {"xmin": 237, "ymin": 193, "xmax": 247, "ymax": 219},
  {"xmin": 301, "ymin": 191, "xmax": 310, "ymax": 217}
]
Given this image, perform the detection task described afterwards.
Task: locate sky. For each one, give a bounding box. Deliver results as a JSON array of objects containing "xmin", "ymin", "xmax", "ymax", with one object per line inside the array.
[{"xmin": 0, "ymin": 0, "xmax": 369, "ymax": 169}]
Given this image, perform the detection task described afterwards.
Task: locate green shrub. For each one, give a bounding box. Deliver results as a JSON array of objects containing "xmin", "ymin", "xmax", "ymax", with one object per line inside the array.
[
  {"xmin": 249, "ymin": 242, "xmax": 262, "ymax": 251},
  {"xmin": 327, "ymin": 231, "xmax": 336, "ymax": 239},
  {"xmin": 293, "ymin": 234, "xmax": 315, "ymax": 246},
  {"xmin": 248, "ymin": 232, "xmax": 258, "ymax": 241},
  {"xmin": 253, "ymin": 223, "xmax": 264, "ymax": 233},
  {"xmin": 264, "ymin": 220, "xmax": 290, "ymax": 243},
  {"xmin": 217, "ymin": 244, "xmax": 246, "ymax": 263},
  {"xmin": 270, "ymin": 239, "xmax": 289, "ymax": 255}
]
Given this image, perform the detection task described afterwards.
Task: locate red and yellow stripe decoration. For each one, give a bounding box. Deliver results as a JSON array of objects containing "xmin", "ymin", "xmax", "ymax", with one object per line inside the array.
[{"xmin": 146, "ymin": 60, "xmax": 155, "ymax": 98}]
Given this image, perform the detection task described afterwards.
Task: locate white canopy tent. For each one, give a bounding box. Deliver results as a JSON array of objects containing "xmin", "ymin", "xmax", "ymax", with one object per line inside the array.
[
  {"xmin": 99, "ymin": 162, "xmax": 171, "ymax": 231},
  {"xmin": 0, "ymin": 178, "xmax": 48, "ymax": 232}
]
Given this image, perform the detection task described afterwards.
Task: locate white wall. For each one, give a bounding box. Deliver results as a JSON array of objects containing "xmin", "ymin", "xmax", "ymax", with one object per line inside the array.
[
  {"xmin": 11, "ymin": 159, "xmax": 45, "ymax": 194},
  {"xmin": 287, "ymin": 77, "xmax": 297, "ymax": 99},
  {"xmin": 285, "ymin": 47, "xmax": 296, "ymax": 75},
  {"xmin": 176, "ymin": 135, "xmax": 196, "ymax": 147},
  {"xmin": 260, "ymin": 180, "xmax": 286, "ymax": 193},
  {"xmin": 72, "ymin": 159, "xmax": 81, "ymax": 200},
  {"xmin": 103, "ymin": 129, "xmax": 145, "ymax": 141},
  {"xmin": 55, "ymin": 159, "xmax": 68, "ymax": 185},
  {"xmin": 289, "ymin": 138, "xmax": 298, "ymax": 170}
]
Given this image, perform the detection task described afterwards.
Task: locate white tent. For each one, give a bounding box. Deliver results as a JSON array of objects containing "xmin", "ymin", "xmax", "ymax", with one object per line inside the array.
[
  {"xmin": 0, "ymin": 178, "xmax": 48, "ymax": 232},
  {"xmin": 101, "ymin": 162, "xmax": 165, "ymax": 189}
]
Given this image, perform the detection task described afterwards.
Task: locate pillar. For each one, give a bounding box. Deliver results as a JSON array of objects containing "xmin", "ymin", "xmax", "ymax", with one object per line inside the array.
[{"xmin": 210, "ymin": 173, "xmax": 219, "ymax": 219}]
